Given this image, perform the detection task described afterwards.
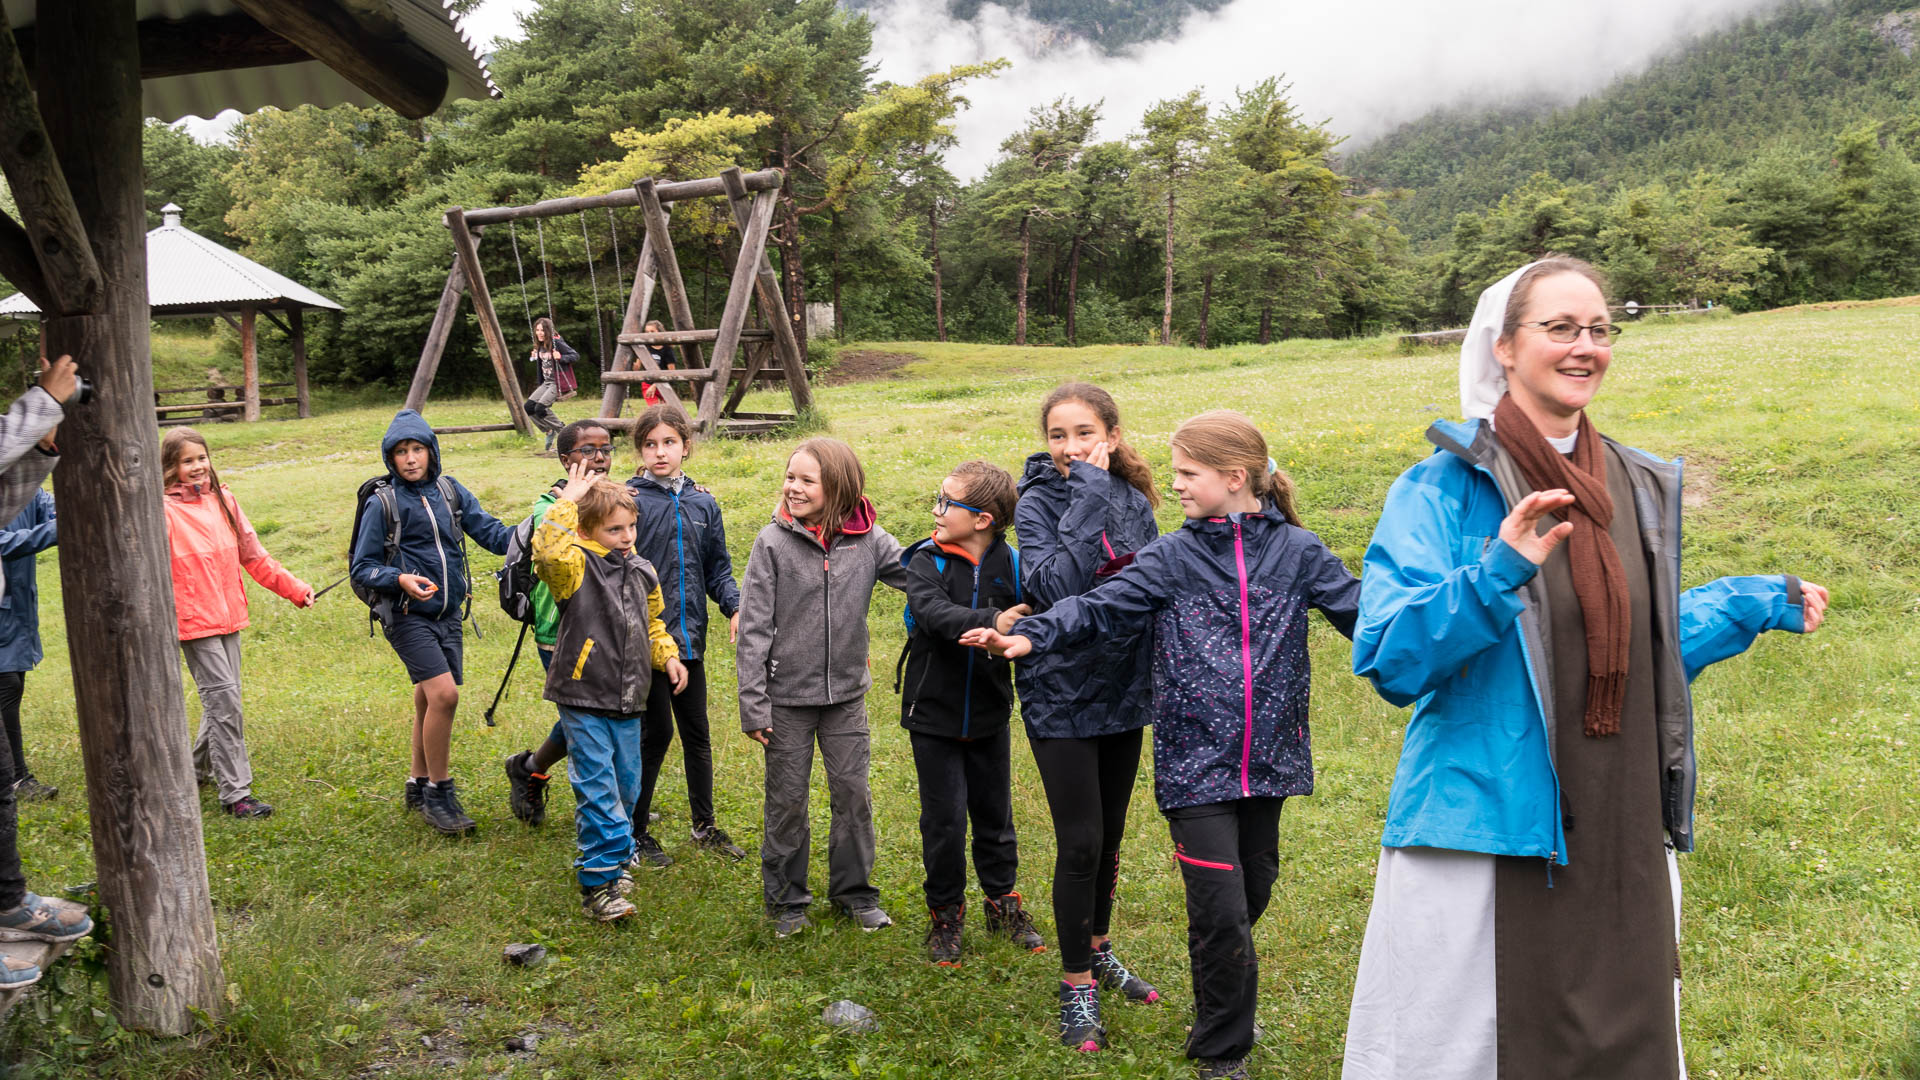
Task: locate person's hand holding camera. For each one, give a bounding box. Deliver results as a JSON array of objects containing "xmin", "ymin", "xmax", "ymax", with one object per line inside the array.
[{"xmin": 37, "ymin": 355, "xmax": 78, "ymax": 405}]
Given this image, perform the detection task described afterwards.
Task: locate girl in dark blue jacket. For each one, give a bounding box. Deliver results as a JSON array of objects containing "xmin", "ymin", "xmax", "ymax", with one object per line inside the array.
[
  {"xmin": 1011, "ymin": 382, "xmax": 1162, "ymax": 1053},
  {"xmin": 969, "ymin": 411, "xmax": 1360, "ymax": 1076}
]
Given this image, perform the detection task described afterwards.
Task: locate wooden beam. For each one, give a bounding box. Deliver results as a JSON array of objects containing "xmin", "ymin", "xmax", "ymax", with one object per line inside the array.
[
  {"xmin": 719, "ymin": 167, "xmax": 813, "ymax": 416},
  {"xmin": 0, "ymin": 5, "xmax": 104, "ymax": 316},
  {"xmin": 598, "ymin": 368, "xmax": 720, "ymax": 384},
  {"xmin": 704, "ymin": 186, "xmax": 777, "ymax": 434},
  {"xmin": 405, "ymin": 253, "xmax": 465, "ymax": 413},
  {"xmin": 0, "ymin": 209, "xmax": 50, "ymax": 310},
  {"xmin": 14, "ymin": 13, "xmax": 309, "ymax": 81},
  {"xmin": 462, "ymin": 170, "xmax": 784, "ymax": 226},
  {"xmin": 632, "ymin": 179, "xmax": 706, "ymax": 378},
  {"xmin": 260, "ymin": 309, "xmax": 292, "ymax": 336},
  {"xmin": 615, "ymin": 328, "xmax": 773, "ymax": 347},
  {"xmin": 240, "ymin": 307, "xmax": 259, "ymax": 422},
  {"xmin": 216, "ymin": 313, "xmax": 242, "ymax": 335},
  {"xmin": 431, "ymin": 422, "xmax": 518, "ymax": 435},
  {"xmin": 228, "ymin": 0, "xmax": 450, "ymax": 120},
  {"xmin": 444, "ymin": 210, "xmax": 530, "ymax": 434},
  {"xmin": 597, "ymin": 229, "xmax": 684, "ymax": 420},
  {"xmin": 37, "ymin": 0, "xmax": 223, "ymax": 1034},
  {"xmin": 289, "ymin": 308, "xmax": 309, "ymax": 418}
]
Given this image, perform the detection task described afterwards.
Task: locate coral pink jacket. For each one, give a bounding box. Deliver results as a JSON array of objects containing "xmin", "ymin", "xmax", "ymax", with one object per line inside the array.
[{"xmin": 163, "ymin": 482, "xmax": 309, "ymax": 641}]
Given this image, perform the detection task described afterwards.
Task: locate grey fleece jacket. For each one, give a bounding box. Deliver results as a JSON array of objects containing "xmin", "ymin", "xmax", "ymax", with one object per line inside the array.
[{"xmin": 735, "ymin": 497, "xmax": 908, "ymax": 732}]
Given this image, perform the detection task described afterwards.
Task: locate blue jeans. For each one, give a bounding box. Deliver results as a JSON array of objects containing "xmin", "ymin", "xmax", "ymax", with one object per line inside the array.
[{"xmin": 557, "ymin": 705, "xmax": 642, "ymax": 887}]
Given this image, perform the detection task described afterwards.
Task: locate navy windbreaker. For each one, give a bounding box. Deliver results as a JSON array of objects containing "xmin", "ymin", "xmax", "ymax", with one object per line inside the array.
[
  {"xmin": 626, "ymin": 472, "xmax": 741, "ymax": 662},
  {"xmin": 0, "ymin": 490, "xmax": 55, "ymax": 673},
  {"xmin": 350, "ymin": 410, "xmax": 513, "ymax": 622},
  {"xmin": 1012, "ymin": 452, "xmax": 1159, "ymax": 739},
  {"xmin": 1018, "ymin": 509, "xmax": 1360, "ymax": 812}
]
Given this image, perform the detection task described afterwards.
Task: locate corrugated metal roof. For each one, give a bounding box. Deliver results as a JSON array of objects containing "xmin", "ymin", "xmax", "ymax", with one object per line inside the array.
[
  {"xmin": 1, "ymin": 0, "xmax": 496, "ymax": 120},
  {"xmin": 0, "ymin": 207, "xmax": 341, "ymax": 317}
]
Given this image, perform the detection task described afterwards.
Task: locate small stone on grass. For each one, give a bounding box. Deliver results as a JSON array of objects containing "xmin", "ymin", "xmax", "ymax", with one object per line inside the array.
[
  {"xmin": 821, "ymin": 999, "xmax": 876, "ymax": 1033},
  {"xmin": 503, "ymin": 943, "xmax": 547, "ymax": 967}
]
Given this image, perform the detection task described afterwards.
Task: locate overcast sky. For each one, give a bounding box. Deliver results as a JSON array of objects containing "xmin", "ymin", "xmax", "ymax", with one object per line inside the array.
[{"xmin": 189, "ymin": 0, "xmax": 1787, "ymax": 176}]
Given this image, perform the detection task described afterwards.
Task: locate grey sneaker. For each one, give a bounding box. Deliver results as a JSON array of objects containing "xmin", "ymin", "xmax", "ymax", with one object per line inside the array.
[
  {"xmin": 0, "ymin": 892, "xmax": 92, "ymax": 943},
  {"xmin": 582, "ymin": 882, "xmax": 634, "ymax": 923},
  {"xmin": 611, "ymin": 870, "xmax": 635, "ymax": 898},
  {"xmin": 690, "ymin": 821, "xmax": 747, "ymax": 861},
  {"xmin": 11, "ymin": 776, "xmax": 56, "ymax": 802},
  {"xmin": 771, "ymin": 908, "xmax": 811, "ymax": 939},
  {"xmin": 628, "ymin": 831, "xmax": 673, "ymax": 869},
  {"xmin": 0, "ymin": 954, "xmax": 40, "ymax": 989},
  {"xmin": 835, "ymin": 902, "xmax": 893, "ymax": 931},
  {"xmin": 1195, "ymin": 1057, "xmax": 1248, "ymax": 1080}
]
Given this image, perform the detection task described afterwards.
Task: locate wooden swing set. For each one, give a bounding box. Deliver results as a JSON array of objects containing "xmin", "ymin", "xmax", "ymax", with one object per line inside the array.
[{"xmin": 404, "ymin": 165, "xmax": 813, "ymax": 440}]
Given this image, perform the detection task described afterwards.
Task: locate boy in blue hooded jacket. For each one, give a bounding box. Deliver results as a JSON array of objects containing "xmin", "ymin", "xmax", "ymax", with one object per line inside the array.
[{"xmin": 351, "ymin": 411, "xmax": 513, "ymax": 835}]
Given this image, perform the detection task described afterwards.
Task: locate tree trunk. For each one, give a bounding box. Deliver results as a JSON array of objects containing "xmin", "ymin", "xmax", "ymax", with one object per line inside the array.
[
  {"xmin": 37, "ymin": 0, "xmax": 223, "ymax": 1034},
  {"xmin": 830, "ymin": 218, "xmax": 843, "ymax": 340},
  {"xmin": 929, "ymin": 202, "xmax": 946, "ymax": 342},
  {"xmin": 1199, "ymin": 271, "xmax": 1214, "ymax": 349},
  {"xmin": 1161, "ymin": 189, "xmax": 1176, "ymax": 345},
  {"xmin": 1066, "ymin": 233, "xmax": 1082, "ymax": 346},
  {"xmin": 1014, "ymin": 212, "xmax": 1030, "ymax": 346},
  {"xmin": 1259, "ymin": 299, "xmax": 1273, "ymax": 345}
]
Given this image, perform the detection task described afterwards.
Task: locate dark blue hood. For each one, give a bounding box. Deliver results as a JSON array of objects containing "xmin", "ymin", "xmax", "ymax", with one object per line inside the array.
[{"xmin": 381, "ymin": 410, "xmax": 442, "ymax": 490}]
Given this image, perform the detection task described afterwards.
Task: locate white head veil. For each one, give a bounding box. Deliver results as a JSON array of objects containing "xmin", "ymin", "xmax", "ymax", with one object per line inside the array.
[{"xmin": 1459, "ymin": 261, "xmax": 1540, "ymax": 421}]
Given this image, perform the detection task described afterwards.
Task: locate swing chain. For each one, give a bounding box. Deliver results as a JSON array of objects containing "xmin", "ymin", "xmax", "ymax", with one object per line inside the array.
[
  {"xmin": 534, "ymin": 218, "xmax": 555, "ymax": 325},
  {"xmin": 507, "ymin": 221, "xmax": 535, "ymax": 341}
]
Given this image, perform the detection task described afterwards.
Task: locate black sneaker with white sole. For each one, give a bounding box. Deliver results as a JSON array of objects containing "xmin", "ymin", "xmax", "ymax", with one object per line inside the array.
[
  {"xmin": 628, "ymin": 831, "xmax": 673, "ymax": 868},
  {"xmin": 834, "ymin": 902, "xmax": 893, "ymax": 931},
  {"xmin": 690, "ymin": 821, "xmax": 747, "ymax": 861},
  {"xmin": 420, "ymin": 780, "xmax": 477, "ymax": 835}
]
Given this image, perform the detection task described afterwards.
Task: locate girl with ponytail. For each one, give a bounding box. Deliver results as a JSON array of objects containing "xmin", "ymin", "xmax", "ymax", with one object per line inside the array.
[
  {"xmin": 967, "ymin": 409, "xmax": 1361, "ymax": 1074},
  {"xmin": 161, "ymin": 428, "xmax": 315, "ymax": 819}
]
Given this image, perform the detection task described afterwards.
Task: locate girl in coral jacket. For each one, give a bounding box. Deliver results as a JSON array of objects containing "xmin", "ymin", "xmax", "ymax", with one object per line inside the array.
[{"xmin": 161, "ymin": 428, "xmax": 314, "ymax": 819}]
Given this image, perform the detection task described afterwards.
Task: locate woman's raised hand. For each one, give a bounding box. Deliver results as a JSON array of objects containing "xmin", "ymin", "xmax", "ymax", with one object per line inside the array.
[
  {"xmin": 1798, "ymin": 581, "xmax": 1829, "ymax": 633},
  {"xmin": 1084, "ymin": 441, "xmax": 1112, "ymax": 473},
  {"xmin": 960, "ymin": 626, "xmax": 1032, "ymax": 659},
  {"xmin": 1499, "ymin": 489, "xmax": 1576, "ymax": 566},
  {"xmin": 558, "ymin": 459, "xmax": 598, "ymax": 503}
]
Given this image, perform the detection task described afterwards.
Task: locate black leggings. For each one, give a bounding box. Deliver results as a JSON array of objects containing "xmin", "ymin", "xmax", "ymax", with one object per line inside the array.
[
  {"xmin": 1030, "ymin": 727, "xmax": 1143, "ymax": 973},
  {"xmin": 0, "ymin": 672, "xmax": 23, "ymax": 909},
  {"xmin": 635, "ymin": 659, "xmax": 714, "ymax": 829}
]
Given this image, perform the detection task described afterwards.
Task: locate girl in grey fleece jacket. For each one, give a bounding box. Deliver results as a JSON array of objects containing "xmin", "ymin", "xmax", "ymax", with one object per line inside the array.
[{"xmin": 737, "ymin": 439, "xmax": 908, "ymax": 935}]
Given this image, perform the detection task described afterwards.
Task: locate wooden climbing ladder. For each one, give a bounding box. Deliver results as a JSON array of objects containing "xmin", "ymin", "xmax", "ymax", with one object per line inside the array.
[{"xmin": 405, "ymin": 166, "xmax": 813, "ymax": 439}]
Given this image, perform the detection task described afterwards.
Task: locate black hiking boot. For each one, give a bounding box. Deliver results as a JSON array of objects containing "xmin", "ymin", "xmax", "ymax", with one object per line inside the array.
[
  {"xmin": 925, "ymin": 902, "xmax": 963, "ymax": 967},
  {"xmin": 1058, "ymin": 980, "xmax": 1106, "ymax": 1052},
  {"xmin": 690, "ymin": 820, "xmax": 747, "ymax": 861},
  {"xmin": 1092, "ymin": 941, "xmax": 1161, "ymax": 1003},
  {"xmin": 421, "ymin": 779, "xmax": 477, "ymax": 835},
  {"xmin": 504, "ymin": 750, "xmax": 549, "ymax": 827},
  {"xmin": 983, "ymin": 891, "xmax": 1046, "ymax": 952},
  {"xmin": 11, "ymin": 775, "xmax": 56, "ymax": 802},
  {"xmin": 628, "ymin": 831, "xmax": 673, "ymax": 868},
  {"xmin": 404, "ymin": 777, "xmax": 425, "ymax": 814}
]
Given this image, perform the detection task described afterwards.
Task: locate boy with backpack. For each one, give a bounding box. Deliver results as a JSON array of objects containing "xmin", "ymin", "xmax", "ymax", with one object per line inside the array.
[
  {"xmin": 533, "ymin": 463, "xmax": 686, "ymax": 921},
  {"xmin": 503, "ymin": 420, "xmax": 616, "ymax": 827},
  {"xmin": 896, "ymin": 460, "xmax": 1044, "ymax": 964},
  {"xmin": 350, "ymin": 410, "xmax": 514, "ymax": 836}
]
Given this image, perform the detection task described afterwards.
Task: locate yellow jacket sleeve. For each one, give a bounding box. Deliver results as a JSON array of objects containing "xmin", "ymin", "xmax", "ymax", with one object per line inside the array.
[
  {"xmin": 646, "ymin": 581, "xmax": 676, "ymax": 671},
  {"xmin": 533, "ymin": 499, "xmax": 585, "ymax": 601}
]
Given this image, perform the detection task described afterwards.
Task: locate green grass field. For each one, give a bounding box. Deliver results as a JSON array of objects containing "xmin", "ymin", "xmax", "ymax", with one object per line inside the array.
[{"xmin": 3, "ymin": 304, "xmax": 1917, "ymax": 1078}]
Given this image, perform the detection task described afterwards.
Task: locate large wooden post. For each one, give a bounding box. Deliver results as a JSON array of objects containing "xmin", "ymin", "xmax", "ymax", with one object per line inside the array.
[
  {"xmin": 289, "ymin": 308, "xmax": 310, "ymax": 419},
  {"xmin": 405, "ymin": 253, "xmax": 465, "ymax": 413},
  {"xmin": 36, "ymin": 0, "xmax": 223, "ymax": 1034},
  {"xmin": 240, "ymin": 306, "xmax": 259, "ymax": 421},
  {"xmin": 444, "ymin": 210, "xmax": 530, "ymax": 434},
  {"xmin": 718, "ymin": 168, "xmax": 813, "ymax": 414}
]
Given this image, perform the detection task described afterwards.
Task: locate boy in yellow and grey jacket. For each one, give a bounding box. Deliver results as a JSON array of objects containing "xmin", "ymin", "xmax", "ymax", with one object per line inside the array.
[{"xmin": 533, "ymin": 468, "xmax": 686, "ymax": 922}]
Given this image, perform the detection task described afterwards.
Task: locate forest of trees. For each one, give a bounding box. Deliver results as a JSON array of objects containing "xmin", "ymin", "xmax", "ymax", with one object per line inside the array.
[{"xmin": 4, "ymin": 0, "xmax": 1919, "ymax": 392}]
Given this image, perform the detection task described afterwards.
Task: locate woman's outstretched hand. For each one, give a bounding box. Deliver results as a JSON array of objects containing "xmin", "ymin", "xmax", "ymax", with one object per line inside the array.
[
  {"xmin": 960, "ymin": 627, "xmax": 1032, "ymax": 659},
  {"xmin": 1798, "ymin": 581, "xmax": 1829, "ymax": 632},
  {"xmin": 1499, "ymin": 489, "xmax": 1577, "ymax": 566}
]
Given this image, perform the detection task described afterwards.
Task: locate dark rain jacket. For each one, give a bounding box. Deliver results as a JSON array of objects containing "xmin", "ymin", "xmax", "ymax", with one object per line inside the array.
[
  {"xmin": 626, "ymin": 472, "xmax": 742, "ymax": 662},
  {"xmin": 1019, "ymin": 508, "xmax": 1360, "ymax": 812},
  {"xmin": 897, "ymin": 535, "xmax": 1021, "ymax": 740},
  {"xmin": 1012, "ymin": 452, "xmax": 1158, "ymax": 739},
  {"xmin": 0, "ymin": 491, "xmax": 55, "ymax": 673},
  {"xmin": 350, "ymin": 410, "xmax": 513, "ymax": 622}
]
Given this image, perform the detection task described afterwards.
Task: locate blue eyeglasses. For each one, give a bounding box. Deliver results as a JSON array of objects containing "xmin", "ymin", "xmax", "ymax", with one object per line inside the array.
[{"xmin": 933, "ymin": 493, "xmax": 983, "ymax": 516}]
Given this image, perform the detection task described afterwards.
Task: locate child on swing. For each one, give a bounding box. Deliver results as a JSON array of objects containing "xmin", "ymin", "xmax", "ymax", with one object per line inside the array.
[{"xmin": 525, "ymin": 317, "xmax": 578, "ymax": 452}]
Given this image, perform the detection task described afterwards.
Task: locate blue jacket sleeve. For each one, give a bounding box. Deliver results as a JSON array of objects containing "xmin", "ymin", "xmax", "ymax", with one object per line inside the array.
[
  {"xmin": 453, "ymin": 480, "xmax": 514, "ymax": 556},
  {"xmin": 350, "ymin": 495, "xmax": 401, "ymax": 593},
  {"xmin": 0, "ymin": 492, "xmax": 56, "ymax": 560},
  {"xmin": 1016, "ymin": 462, "xmax": 1117, "ymax": 609},
  {"xmin": 1351, "ymin": 472, "xmax": 1540, "ymax": 708},
  {"xmin": 1019, "ymin": 539, "xmax": 1170, "ymax": 654},
  {"xmin": 702, "ymin": 502, "xmax": 742, "ymax": 617},
  {"xmin": 1302, "ymin": 532, "xmax": 1361, "ymax": 641},
  {"xmin": 1679, "ymin": 574, "xmax": 1805, "ymax": 682}
]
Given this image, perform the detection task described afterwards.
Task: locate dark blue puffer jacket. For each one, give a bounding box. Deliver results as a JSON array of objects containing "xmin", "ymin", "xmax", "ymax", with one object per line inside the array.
[
  {"xmin": 350, "ymin": 410, "xmax": 513, "ymax": 622},
  {"xmin": 626, "ymin": 472, "xmax": 741, "ymax": 662},
  {"xmin": 1019, "ymin": 508, "xmax": 1360, "ymax": 811},
  {"xmin": 1012, "ymin": 451, "xmax": 1159, "ymax": 739}
]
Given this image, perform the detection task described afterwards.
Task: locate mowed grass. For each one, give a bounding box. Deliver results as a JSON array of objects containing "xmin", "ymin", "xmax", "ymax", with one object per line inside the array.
[{"xmin": 3, "ymin": 305, "xmax": 1918, "ymax": 1078}]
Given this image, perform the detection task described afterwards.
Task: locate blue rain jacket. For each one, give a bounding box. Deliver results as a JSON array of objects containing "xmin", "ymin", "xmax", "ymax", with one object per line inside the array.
[
  {"xmin": 626, "ymin": 472, "xmax": 741, "ymax": 662},
  {"xmin": 0, "ymin": 490, "xmax": 55, "ymax": 672},
  {"xmin": 1019, "ymin": 508, "xmax": 1359, "ymax": 811},
  {"xmin": 1352, "ymin": 418, "xmax": 1808, "ymax": 863},
  {"xmin": 350, "ymin": 410, "xmax": 513, "ymax": 622},
  {"xmin": 1012, "ymin": 452, "xmax": 1159, "ymax": 739}
]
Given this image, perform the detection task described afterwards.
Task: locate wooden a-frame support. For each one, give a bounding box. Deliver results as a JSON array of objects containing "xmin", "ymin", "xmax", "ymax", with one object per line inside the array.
[{"xmin": 405, "ymin": 166, "xmax": 813, "ymax": 439}]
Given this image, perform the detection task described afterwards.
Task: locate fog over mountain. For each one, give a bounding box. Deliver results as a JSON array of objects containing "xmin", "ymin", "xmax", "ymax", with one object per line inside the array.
[{"xmin": 864, "ymin": 0, "xmax": 1792, "ymax": 177}]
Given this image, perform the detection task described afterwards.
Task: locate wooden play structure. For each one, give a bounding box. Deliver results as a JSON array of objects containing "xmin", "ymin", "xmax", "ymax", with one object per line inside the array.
[{"xmin": 404, "ymin": 165, "xmax": 815, "ymax": 440}]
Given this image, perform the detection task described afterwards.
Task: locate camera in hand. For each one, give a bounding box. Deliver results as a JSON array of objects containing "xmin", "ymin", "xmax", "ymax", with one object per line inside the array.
[{"xmin": 70, "ymin": 377, "xmax": 93, "ymax": 406}]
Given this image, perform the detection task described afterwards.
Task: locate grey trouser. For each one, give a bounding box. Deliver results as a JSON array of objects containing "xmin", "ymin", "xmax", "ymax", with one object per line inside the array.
[
  {"xmin": 760, "ymin": 699, "xmax": 879, "ymax": 913},
  {"xmin": 182, "ymin": 632, "xmax": 253, "ymax": 804},
  {"xmin": 526, "ymin": 380, "xmax": 563, "ymax": 433}
]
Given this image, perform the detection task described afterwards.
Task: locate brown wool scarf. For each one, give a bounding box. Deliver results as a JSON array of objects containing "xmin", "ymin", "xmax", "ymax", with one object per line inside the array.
[{"xmin": 1492, "ymin": 393, "xmax": 1632, "ymax": 737}]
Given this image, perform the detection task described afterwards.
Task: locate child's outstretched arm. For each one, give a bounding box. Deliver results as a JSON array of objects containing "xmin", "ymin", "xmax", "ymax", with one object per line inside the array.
[
  {"xmin": 905, "ymin": 549, "xmax": 1005, "ymax": 639},
  {"xmin": 734, "ymin": 532, "xmax": 778, "ymax": 742},
  {"xmin": 1302, "ymin": 532, "xmax": 1361, "ymax": 641},
  {"xmin": 228, "ymin": 491, "xmax": 315, "ymax": 607},
  {"xmin": 871, "ymin": 524, "xmax": 908, "ymax": 593},
  {"xmin": 962, "ymin": 541, "xmax": 1169, "ymax": 657}
]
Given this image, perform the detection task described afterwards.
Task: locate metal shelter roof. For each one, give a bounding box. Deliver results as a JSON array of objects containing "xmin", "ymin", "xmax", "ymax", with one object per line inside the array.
[
  {"xmin": 0, "ymin": 205, "xmax": 342, "ymax": 318},
  {"xmin": 0, "ymin": 0, "xmax": 496, "ymax": 121}
]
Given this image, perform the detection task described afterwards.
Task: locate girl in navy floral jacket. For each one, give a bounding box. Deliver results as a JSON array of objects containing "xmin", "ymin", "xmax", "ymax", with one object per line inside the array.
[{"xmin": 965, "ymin": 411, "xmax": 1360, "ymax": 1076}]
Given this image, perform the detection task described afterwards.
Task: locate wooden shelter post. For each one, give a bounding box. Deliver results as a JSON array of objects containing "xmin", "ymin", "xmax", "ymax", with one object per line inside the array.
[
  {"xmin": 290, "ymin": 308, "xmax": 310, "ymax": 418},
  {"xmin": 240, "ymin": 306, "xmax": 259, "ymax": 421},
  {"xmin": 444, "ymin": 209, "xmax": 530, "ymax": 434},
  {"xmin": 33, "ymin": 0, "xmax": 224, "ymax": 1034}
]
